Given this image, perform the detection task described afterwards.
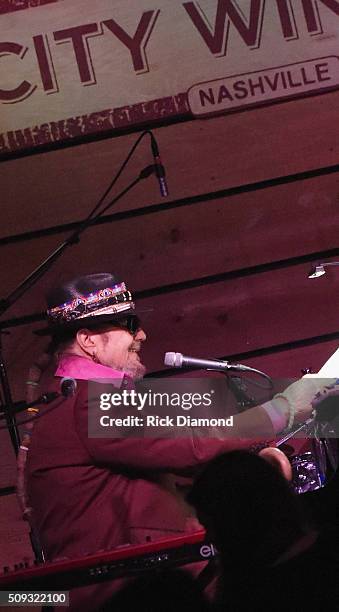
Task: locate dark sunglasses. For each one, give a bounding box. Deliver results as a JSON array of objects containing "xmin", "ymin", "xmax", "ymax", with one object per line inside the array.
[{"xmin": 113, "ymin": 315, "xmax": 141, "ymax": 335}]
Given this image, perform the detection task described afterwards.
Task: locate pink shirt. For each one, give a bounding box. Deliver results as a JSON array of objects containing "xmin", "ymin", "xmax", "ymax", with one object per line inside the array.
[{"xmin": 55, "ymin": 353, "xmax": 128, "ymax": 387}]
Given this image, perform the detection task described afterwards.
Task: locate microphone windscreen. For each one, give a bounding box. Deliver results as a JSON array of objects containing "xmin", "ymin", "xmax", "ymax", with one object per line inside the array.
[
  {"xmin": 164, "ymin": 352, "xmax": 183, "ymax": 367},
  {"xmin": 164, "ymin": 352, "xmax": 176, "ymax": 366},
  {"xmin": 60, "ymin": 377, "xmax": 77, "ymax": 398}
]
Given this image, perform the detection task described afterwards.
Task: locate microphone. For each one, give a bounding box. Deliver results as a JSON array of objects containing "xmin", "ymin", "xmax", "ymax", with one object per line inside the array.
[
  {"xmin": 0, "ymin": 392, "xmax": 60, "ymax": 419},
  {"xmin": 0, "ymin": 379, "xmax": 78, "ymax": 420},
  {"xmin": 164, "ymin": 352, "xmax": 251, "ymax": 372},
  {"xmin": 60, "ymin": 377, "xmax": 77, "ymax": 397},
  {"xmin": 151, "ymin": 136, "xmax": 169, "ymax": 197}
]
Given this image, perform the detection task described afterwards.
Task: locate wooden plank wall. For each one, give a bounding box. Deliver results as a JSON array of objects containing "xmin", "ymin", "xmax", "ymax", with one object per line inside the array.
[{"xmin": 1, "ymin": 88, "xmax": 339, "ymax": 569}]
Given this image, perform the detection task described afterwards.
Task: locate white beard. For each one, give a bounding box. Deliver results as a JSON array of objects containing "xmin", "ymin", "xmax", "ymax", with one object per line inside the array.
[
  {"xmin": 113, "ymin": 361, "xmax": 146, "ymax": 381},
  {"xmin": 125, "ymin": 362, "xmax": 146, "ymax": 381}
]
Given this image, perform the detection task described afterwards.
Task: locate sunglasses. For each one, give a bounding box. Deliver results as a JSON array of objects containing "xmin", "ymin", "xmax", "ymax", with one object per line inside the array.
[{"xmin": 113, "ymin": 315, "xmax": 141, "ymax": 335}]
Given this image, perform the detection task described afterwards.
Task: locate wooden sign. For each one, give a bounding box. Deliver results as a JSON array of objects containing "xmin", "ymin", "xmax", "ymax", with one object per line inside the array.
[{"xmin": 1, "ymin": 0, "xmax": 339, "ymax": 155}]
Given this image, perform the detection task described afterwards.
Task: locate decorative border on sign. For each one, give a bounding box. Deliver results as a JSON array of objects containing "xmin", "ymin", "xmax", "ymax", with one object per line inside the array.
[
  {"xmin": 0, "ymin": 93, "xmax": 190, "ymax": 155},
  {"xmin": 0, "ymin": 0, "xmax": 60, "ymax": 15}
]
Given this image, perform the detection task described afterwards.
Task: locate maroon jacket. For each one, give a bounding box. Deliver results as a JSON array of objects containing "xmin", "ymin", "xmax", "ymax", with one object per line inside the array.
[{"xmin": 26, "ymin": 378, "xmax": 274, "ymax": 609}]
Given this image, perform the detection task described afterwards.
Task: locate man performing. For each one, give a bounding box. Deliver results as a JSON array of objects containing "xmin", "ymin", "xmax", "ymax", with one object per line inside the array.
[{"xmin": 22, "ymin": 272, "xmax": 334, "ymax": 611}]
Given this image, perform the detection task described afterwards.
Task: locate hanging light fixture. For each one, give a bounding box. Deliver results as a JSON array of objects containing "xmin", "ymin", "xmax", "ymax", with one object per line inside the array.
[{"xmin": 308, "ymin": 262, "xmax": 339, "ymax": 278}]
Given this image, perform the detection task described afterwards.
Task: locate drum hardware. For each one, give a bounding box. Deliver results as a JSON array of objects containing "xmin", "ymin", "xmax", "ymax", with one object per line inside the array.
[{"xmin": 276, "ymin": 386, "xmax": 339, "ymax": 493}]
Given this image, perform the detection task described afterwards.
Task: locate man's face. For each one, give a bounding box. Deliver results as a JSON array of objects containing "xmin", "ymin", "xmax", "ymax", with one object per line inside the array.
[{"xmin": 91, "ymin": 325, "xmax": 147, "ymax": 380}]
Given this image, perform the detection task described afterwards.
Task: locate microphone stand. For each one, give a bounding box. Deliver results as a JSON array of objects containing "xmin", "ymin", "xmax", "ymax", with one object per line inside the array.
[
  {"xmin": 0, "ymin": 331, "xmax": 20, "ymax": 453},
  {"xmin": 226, "ymin": 375, "xmax": 258, "ymax": 411},
  {"xmin": 213, "ymin": 365, "xmax": 273, "ymax": 412},
  {"xmin": 0, "ymin": 392, "xmax": 60, "ymax": 422}
]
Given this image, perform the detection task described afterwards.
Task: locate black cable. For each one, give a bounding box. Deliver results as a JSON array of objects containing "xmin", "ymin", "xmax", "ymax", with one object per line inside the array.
[{"xmin": 231, "ymin": 373, "xmax": 273, "ymax": 391}]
